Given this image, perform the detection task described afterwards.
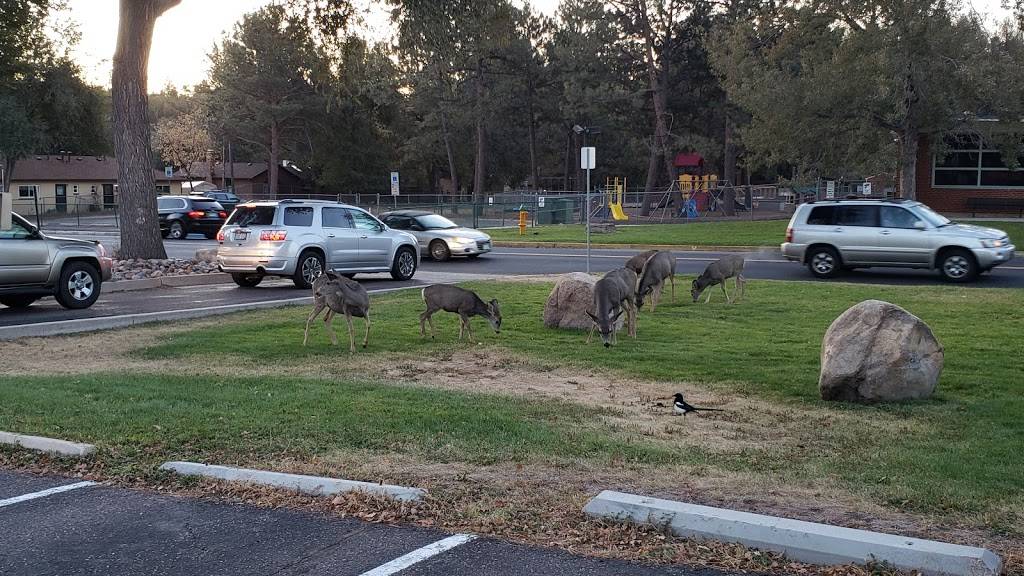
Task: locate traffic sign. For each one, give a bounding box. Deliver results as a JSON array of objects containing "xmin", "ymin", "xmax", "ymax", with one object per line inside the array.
[
  {"xmin": 390, "ymin": 172, "xmax": 400, "ymax": 196},
  {"xmin": 581, "ymin": 147, "xmax": 596, "ymax": 170}
]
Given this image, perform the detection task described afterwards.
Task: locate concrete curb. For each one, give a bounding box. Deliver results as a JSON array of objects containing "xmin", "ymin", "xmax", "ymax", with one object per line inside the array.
[
  {"xmin": 583, "ymin": 491, "xmax": 1001, "ymax": 576},
  {"xmin": 159, "ymin": 462, "xmax": 426, "ymax": 502},
  {"xmin": 0, "ymin": 431, "xmax": 96, "ymax": 457},
  {"xmin": 492, "ymin": 241, "xmax": 772, "ymax": 252},
  {"xmin": 106, "ymin": 272, "xmax": 230, "ymax": 293}
]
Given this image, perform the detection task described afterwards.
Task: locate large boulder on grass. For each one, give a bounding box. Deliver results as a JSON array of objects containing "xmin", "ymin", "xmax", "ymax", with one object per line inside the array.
[
  {"xmin": 819, "ymin": 300, "xmax": 943, "ymax": 403},
  {"xmin": 544, "ymin": 272, "xmax": 623, "ymax": 331}
]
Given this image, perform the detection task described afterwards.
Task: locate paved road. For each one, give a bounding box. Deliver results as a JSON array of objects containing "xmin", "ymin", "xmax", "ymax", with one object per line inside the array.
[
  {"xmin": 0, "ymin": 470, "xmax": 727, "ymax": 576},
  {"xmin": 42, "ymin": 229, "xmax": 1024, "ymax": 288}
]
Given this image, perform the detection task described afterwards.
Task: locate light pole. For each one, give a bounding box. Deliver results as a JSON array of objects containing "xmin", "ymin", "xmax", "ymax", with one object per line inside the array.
[{"xmin": 574, "ymin": 124, "xmax": 599, "ymax": 273}]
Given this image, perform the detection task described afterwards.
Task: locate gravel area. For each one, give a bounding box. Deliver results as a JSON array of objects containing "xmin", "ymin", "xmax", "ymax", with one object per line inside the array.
[{"xmin": 111, "ymin": 258, "xmax": 219, "ymax": 281}]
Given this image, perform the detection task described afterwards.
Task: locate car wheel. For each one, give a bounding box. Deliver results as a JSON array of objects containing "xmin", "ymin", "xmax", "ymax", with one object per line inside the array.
[
  {"xmin": 231, "ymin": 273, "xmax": 263, "ymax": 288},
  {"xmin": 938, "ymin": 248, "xmax": 978, "ymax": 283},
  {"xmin": 390, "ymin": 246, "xmax": 417, "ymax": 281},
  {"xmin": 429, "ymin": 240, "xmax": 451, "ymax": 262},
  {"xmin": 54, "ymin": 262, "xmax": 101, "ymax": 309},
  {"xmin": 293, "ymin": 250, "xmax": 324, "ymax": 289},
  {"xmin": 168, "ymin": 221, "xmax": 186, "ymax": 240},
  {"xmin": 807, "ymin": 246, "xmax": 841, "ymax": 279},
  {"xmin": 0, "ymin": 296, "xmax": 39, "ymax": 309}
]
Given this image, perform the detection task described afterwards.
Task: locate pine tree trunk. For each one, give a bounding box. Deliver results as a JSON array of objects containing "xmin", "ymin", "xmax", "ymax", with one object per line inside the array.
[
  {"xmin": 562, "ymin": 130, "xmax": 571, "ymax": 192},
  {"xmin": 640, "ymin": 146, "xmax": 659, "ymax": 216},
  {"xmin": 112, "ymin": 0, "xmax": 180, "ymax": 259},
  {"xmin": 439, "ymin": 107, "xmax": 458, "ymax": 196},
  {"xmin": 269, "ymin": 121, "xmax": 280, "ymax": 198},
  {"xmin": 472, "ymin": 59, "xmax": 486, "ymax": 201},
  {"xmin": 526, "ymin": 73, "xmax": 539, "ymax": 190},
  {"xmin": 899, "ymin": 128, "xmax": 918, "ymax": 200}
]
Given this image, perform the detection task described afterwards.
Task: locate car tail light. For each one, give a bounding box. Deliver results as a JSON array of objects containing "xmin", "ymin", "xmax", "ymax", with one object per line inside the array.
[
  {"xmin": 260, "ymin": 230, "xmax": 288, "ymax": 242},
  {"xmin": 218, "ymin": 211, "xmax": 227, "ymax": 219},
  {"xmin": 785, "ymin": 227, "xmax": 793, "ymax": 243},
  {"xmin": 216, "ymin": 229, "xmax": 225, "ymax": 242},
  {"xmin": 187, "ymin": 210, "xmax": 205, "ymax": 219}
]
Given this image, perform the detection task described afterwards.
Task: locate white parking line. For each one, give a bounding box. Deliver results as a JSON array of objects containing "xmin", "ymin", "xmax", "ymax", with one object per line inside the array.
[
  {"xmin": 0, "ymin": 481, "xmax": 97, "ymax": 508},
  {"xmin": 358, "ymin": 534, "xmax": 477, "ymax": 576}
]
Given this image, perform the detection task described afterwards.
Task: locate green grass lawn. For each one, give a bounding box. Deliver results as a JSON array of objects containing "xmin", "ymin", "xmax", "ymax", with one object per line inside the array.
[
  {"xmin": 2, "ymin": 279, "xmax": 1022, "ymax": 529},
  {"xmin": 486, "ymin": 219, "xmax": 1024, "ymax": 248},
  {"xmin": 487, "ymin": 221, "xmax": 787, "ymax": 246}
]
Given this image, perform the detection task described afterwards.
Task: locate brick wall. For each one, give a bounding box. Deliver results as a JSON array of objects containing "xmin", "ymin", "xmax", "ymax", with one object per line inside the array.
[{"xmin": 916, "ymin": 135, "xmax": 1024, "ymax": 213}]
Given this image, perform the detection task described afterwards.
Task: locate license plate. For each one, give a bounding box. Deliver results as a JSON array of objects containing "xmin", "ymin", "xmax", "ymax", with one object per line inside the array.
[{"xmin": 232, "ymin": 230, "xmax": 248, "ymax": 240}]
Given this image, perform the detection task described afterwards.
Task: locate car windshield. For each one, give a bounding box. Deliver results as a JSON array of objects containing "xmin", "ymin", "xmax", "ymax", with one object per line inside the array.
[
  {"xmin": 914, "ymin": 204, "xmax": 952, "ymax": 227},
  {"xmin": 415, "ymin": 214, "xmax": 458, "ymax": 230},
  {"xmin": 226, "ymin": 206, "xmax": 276, "ymax": 226}
]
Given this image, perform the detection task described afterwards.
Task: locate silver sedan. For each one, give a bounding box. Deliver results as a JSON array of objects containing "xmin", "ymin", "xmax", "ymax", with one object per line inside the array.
[{"xmin": 380, "ymin": 210, "xmax": 492, "ymax": 261}]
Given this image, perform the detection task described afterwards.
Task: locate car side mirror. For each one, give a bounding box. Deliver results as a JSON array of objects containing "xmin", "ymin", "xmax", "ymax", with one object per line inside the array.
[
  {"xmin": 410, "ymin": 224, "xmax": 424, "ymax": 231},
  {"xmin": 914, "ymin": 221, "xmax": 926, "ymax": 230},
  {"xmin": 27, "ymin": 227, "xmax": 41, "ymax": 239}
]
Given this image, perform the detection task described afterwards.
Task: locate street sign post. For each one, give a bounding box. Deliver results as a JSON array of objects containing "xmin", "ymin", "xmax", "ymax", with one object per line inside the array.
[
  {"xmin": 164, "ymin": 166, "xmax": 174, "ymax": 179},
  {"xmin": 825, "ymin": 180, "xmax": 836, "ymax": 199},
  {"xmin": 862, "ymin": 182, "xmax": 872, "ymax": 196},
  {"xmin": 581, "ymin": 146, "xmax": 596, "ymax": 273},
  {"xmin": 390, "ymin": 171, "xmax": 400, "ymax": 209}
]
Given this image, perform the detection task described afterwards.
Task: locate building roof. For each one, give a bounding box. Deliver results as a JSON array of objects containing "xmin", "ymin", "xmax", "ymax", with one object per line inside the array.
[
  {"xmin": 673, "ymin": 153, "xmax": 705, "ymax": 168},
  {"xmin": 181, "ymin": 161, "xmax": 307, "ymax": 181},
  {"xmin": 11, "ymin": 155, "xmax": 183, "ymax": 182}
]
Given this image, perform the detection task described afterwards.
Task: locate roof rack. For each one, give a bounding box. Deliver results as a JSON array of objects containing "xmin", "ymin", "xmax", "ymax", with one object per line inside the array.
[{"xmin": 805, "ymin": 198, "xmax": 911, "ymax": 205}]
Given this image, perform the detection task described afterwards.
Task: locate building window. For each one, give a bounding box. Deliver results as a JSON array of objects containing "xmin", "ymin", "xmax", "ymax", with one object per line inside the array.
[
  {"xmin": 934, "ymin": 135, "xmax": 1024, "ymax": 188},
  {"xmin": 156, "ymin": 185, "xmax": 170, "ymax": 195},
  {"xmin": 18, "ymin": 185, "xmax": 37, "ymax": 198}
]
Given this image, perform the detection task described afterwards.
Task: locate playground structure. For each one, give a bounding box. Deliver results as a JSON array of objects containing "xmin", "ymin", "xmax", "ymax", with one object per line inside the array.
[{"xmin": 592, "ymin": 177, "xmax": 630, "ymax": 221}]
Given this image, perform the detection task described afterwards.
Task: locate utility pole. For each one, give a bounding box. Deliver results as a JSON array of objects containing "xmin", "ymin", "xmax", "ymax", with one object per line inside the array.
[{"xmin": 574, "ymin": 125, "xmax": 599, "ymax": 274}]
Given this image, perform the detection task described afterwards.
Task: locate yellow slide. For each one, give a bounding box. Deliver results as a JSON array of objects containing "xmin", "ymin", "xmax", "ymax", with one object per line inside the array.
[{"xmin": 609, "ymin": 203, "xmax": 629, "ymax": 221}]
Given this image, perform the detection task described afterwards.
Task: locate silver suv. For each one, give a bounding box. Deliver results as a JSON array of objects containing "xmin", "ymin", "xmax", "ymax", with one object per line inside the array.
[
  {"xmin": 782, "ymin": 199, "xmax": 1015, "ymax": 282},
  {"xmin": 216, "ymin": 200, "xmax": 420, "ymax": 288},
  {"xmin": 0, "ymin": 213, "xmax": 113, "ymax": 309}
]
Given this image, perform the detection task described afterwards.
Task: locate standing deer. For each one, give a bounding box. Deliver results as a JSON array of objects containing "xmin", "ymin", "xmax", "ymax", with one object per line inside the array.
[
  {"xmin": 635, "ymin": 251, "xmax": 677, "ymax": 312},
  {"xmin": 587, "ymin": 268, "xmax": 638, "ymax": 347},
  {"xmin": 420, "ymin": 284, "xmax": 501, "ymax": 341},
  {"xmin": 625, "ymin": 250, "xmax": 658, "ymax": 274},
  {"xmin": 692, "ymin": 254, "xmax": 746, "ymax": 304},
  {"xmin": 303, "ymin": 271, "xmax": 371, "ymax": 352}
]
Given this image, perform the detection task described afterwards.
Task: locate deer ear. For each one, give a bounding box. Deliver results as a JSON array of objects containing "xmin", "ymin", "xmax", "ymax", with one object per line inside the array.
[
  {"xmin": 490, "ymin": 299, "xmax": 500, "ymax": 313},
  {"xmin": 325, "ymin": 270, "xmax": 339, "ymax": 280},
  {"xmin": 586, "ymin": 311, "xmax": 599, "ymax": 323},
  {"xmin": 612, "ymin": 309, "xmax": 624, "ymax": 321}
]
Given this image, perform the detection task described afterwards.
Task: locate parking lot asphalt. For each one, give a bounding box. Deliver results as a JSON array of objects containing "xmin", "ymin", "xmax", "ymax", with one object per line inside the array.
[{"xmin": 0, "ymin": 470, "xmax": 731, "ymax": 576}]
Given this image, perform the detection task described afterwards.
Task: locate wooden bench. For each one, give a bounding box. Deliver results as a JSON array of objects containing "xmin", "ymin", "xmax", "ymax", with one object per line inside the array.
[{"xmin": 966, "ymin": 197, "xmax": 1024, "ymax": 217}]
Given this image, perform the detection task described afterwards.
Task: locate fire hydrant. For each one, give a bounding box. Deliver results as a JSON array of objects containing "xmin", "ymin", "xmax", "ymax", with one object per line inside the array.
[{"xmin": 518, "ymin": 209, "xmax": 528, "ymax": 236}]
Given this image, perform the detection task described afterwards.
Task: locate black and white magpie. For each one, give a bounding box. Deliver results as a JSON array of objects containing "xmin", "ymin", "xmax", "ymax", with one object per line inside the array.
[{"xmin": 672, "ymin": 393, "xmax": 726, "ymax": 417}]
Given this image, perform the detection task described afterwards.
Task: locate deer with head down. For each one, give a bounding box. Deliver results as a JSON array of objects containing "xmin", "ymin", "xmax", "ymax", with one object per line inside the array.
[
  {"xmin": 587, "ymin": 267, "xmax": 638, "ymax": 347},
  {"xmin": 420, "ymin": 284, "xmax": 501, "ymax": 342},
  {"xmin": 302, "ymin": 270, "xmax": 370, "ymax": 352},
  {"xmin": 634, "ymin": 251, "xmax": 677, "ymax": 312},
  {"xmin": 692, "ymin": 254, "xmax": 745, "ymax": 304}
]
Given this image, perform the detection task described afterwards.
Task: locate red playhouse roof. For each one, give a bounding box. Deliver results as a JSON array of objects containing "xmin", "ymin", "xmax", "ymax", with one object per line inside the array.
[{"xmin": 673, "ymin": 153, "xmax": 704, "ymax": 168}]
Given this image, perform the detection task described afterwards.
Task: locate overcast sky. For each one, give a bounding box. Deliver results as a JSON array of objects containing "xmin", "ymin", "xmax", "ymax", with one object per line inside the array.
[{"xmin": 65, "ymin": 0, "xmax": 1011, "ymax": 92}]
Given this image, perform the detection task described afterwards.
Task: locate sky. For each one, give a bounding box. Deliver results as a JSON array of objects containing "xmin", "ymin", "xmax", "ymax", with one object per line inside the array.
[{"xmin": 65, "ymin": 0, "xmax": 1012, "ymax": 92}]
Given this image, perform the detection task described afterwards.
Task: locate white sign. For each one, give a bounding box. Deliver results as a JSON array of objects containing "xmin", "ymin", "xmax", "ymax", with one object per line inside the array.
[
  {"xmin": 164, "ymin": 166, "xmax": 174, "ymax": 178},
  {"xmin": 861, "ymin": 182, "xmax": 872, "ymax": 196},
  {"xmin": 538, "ymin": 196, "xmax": 546, "ymax": 208},
  {"xmin": 825, "ymin": 180, "xmax": 836, "ymax": 199},
  {"xmin": 488, "ymin": 196, "xmax": 494, "ymax": 205},
  {"xmin": 581, "ymin": 147, "xmax": 596, "ymax": 170},
  {"xmin": 390, "ymin": 172, "xmax": 400, "ymax": 196}
]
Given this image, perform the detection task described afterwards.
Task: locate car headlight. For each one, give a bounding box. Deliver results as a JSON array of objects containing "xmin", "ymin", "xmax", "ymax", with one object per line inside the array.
[
  {"xmin": 981, "ymin": 239, "xmax": 1006, "ymax": 248},
  {"xmin": 450, "ymin": 237, "xmax": 475, "ymax": 245}
]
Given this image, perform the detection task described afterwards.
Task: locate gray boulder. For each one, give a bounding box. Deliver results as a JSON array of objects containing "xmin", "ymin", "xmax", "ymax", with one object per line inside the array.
[
  {"xmin": 819, "ymin": 300, "xmax": 943, "ymax": 403},
  {"xmin": 544, "ymin": 272, "xmax": 623, "ymax": 331}
]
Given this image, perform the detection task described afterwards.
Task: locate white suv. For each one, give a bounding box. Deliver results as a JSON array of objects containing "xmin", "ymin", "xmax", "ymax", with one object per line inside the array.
[
  {"xmin": 782, "ymin": 199, "xmax": 1015, "ymax": 282},
  {"xmin": 216, "ymin": 200, "xmax": 420, "ymax": 288}
]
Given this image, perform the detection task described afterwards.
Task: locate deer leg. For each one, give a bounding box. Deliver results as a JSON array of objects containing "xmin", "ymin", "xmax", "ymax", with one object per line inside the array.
[
  {"xmin": 670, "ymin": 274, "xmax": 675, "ymax": 303},
  {"xmin": 737, "ymin": 275, "xmax": 746, "ymax": 302},
  {"xmin": 303, "ymin": 302, "xmax": 325, "ymax": 346},
  {"xmin": 457, "ymin": 315, "xmax": 465, "ymax": 341},
  {"xmin": 363, "ymin": 311, "xmax": 370, "ymax": 349},
  {"xmin": 464, "ymin": 315, "xmax": 476, "ymax": 342},
  {"xmin": 652, "ymin": 283, "xmax": 663, "ymax": 313},
  {"xmin": 705, "ymin": 288, "xmax": 713, "ymax": 304},
  {"xmin": 323, "ymin": 309, "xmax": 338, "ymax": 346},
  {"xmin": 721, "ymin": 281, "xmax": 731, "ymax": 304},
  {"xmin": 345, "ymin": 312, "xmax": 356, "ymax": 353},
  {"xmin": 419, "ymin": 309, "xmax": 434, "ymax": 338}
]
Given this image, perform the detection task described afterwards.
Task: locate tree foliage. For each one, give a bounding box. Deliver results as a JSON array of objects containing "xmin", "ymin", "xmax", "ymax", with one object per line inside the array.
[{"xmin": 152, "ymin": 105, "xmax": 213, "ymax": 182}]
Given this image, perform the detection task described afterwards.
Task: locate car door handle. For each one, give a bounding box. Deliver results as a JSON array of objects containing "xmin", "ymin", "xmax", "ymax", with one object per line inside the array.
[
  {"xmin": 360, "ymin": 235, "xmax": 368, "ymax": 239},
  {"xmin": 880, "ymin": 230, "xmax": 892, "ymax": 235},
  {"xmin": 327, "ymin": 234, "xmax": 336, "ymax": 238},
  {"xmin": 833, "ymin": 227, "xmax": 844, "ymax": 232}
]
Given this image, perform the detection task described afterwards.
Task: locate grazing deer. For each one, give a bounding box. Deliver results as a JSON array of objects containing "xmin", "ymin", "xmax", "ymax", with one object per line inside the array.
[
  {"xmin": 420, "ymin": 284, "xmax": 501, "ymax": 341},
  {"xmin": 303, "ymin": 271, "xmax": 371, "ymax": 352},
  {"xmin": 587, "ymin": 268, "xmax": 638, "ymax": 347},
  {"xmin": 625, "ymin": 250, "xmax": 658, "ymax": 274},
  {"xmin": 635, "ymin": 251, "xmax": 677, "ymax": 312},
  {"xmin": 691, "ymin": 254, "xmax": 746, "ymax": 304}
]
